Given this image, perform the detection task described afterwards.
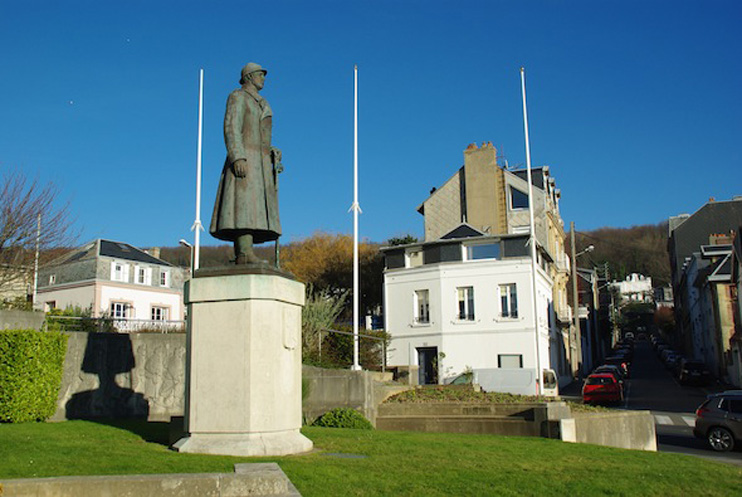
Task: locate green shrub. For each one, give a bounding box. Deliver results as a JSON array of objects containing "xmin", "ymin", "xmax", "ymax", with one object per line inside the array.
[
  {"xmin": 312, "ymin": 407, "xmax": 373, "ymax": 430},
  {"xmin": 0, "ymin": 329, "xmax": 68, "ymax": 423}
]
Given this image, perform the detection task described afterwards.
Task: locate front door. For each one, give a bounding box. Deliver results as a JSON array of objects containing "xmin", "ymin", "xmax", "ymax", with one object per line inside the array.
[{"xmin": 417, "ymin": 347, "xmax": 438, "ymax": 385}]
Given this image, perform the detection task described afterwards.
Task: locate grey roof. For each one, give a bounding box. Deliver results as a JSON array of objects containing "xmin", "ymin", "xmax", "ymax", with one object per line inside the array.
[
  {"xmin": 46, "ymin": 239, "xmax": 172, "ymax": 267},
  {"xmin": 440, "ymin": 223, "xmax": 485, "ymax": 240},
  {"xmin": 99, "ymin": 240, "xmax": 172, "ymax": 266},
  {"xmin": 669, "ymin": 199, "xmax": 742, "ymax": 278}
]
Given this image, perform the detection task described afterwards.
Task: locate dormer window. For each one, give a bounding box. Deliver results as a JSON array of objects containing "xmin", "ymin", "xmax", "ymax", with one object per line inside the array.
[
  {"xmin": 111, "ymin": 262, "xmax": 129, "ymax": 282},
  {"xmin": 465, "ymin": 243, "xmax": 500, "ymax": 261},
  {"xmin": 510, "ymin": 187, "xmax": 529, "ymax": 209}
]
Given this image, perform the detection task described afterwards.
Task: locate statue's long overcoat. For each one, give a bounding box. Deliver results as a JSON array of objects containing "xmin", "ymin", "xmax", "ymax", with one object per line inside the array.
[{"xmin": 210, "ymin": 87, "xmax": 281, "ymax": 244}]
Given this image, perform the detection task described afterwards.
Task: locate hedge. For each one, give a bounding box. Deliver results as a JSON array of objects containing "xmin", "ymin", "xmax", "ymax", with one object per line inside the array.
[
  {"xmin": 312, "ymin": 407, "xmax": 373, "ymax": 430},
  {"xmin": 0, "ymin": 329, "xmax": 68, "ymax": 423}
]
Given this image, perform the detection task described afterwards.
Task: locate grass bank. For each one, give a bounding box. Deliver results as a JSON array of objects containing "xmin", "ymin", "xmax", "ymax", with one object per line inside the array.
[
  {"xmin": 385, "ymin": 384, "xmax": 606, "ymax": 413},
  {"xmin": 1, "ymin": 420, "xmax": 740, "ymax": 496}
]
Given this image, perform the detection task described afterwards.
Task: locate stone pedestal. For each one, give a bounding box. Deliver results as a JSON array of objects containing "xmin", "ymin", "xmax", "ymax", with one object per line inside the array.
[{"xmin": 173, "ymin": 268, "xmax": 313, "ymax": 457}]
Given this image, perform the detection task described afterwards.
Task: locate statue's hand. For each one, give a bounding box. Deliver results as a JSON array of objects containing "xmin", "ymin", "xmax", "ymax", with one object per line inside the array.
[
  {"xmin": 233, "ymin": 159, "xmax": 248, "ymax": 178},
  {"xmin": 271, "ymin": 147, "xmax": 282, "ymax": 165}
]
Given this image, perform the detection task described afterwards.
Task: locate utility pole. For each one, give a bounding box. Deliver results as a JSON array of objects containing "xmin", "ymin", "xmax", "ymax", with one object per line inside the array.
[{"xmin": 570, "ymin": 221, "xmax": 581, "ymax": 378}]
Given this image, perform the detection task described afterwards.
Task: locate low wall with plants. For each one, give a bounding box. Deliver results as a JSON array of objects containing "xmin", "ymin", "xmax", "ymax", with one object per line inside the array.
[{"xmin": 0, "ymin": 329, "xmax": 68, "ymax": 422}]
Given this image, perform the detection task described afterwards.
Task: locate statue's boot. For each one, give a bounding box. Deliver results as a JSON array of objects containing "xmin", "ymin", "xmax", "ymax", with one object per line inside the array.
[{"xmin": 235, "ymin": 234, "xmax": 266, "ymax": 265}]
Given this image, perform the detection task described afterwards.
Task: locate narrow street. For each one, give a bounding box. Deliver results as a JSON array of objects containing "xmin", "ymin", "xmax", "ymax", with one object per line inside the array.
[
  {"xmin": 623, "ymin": 339, "xmax": 742, "ymax": 465},
  {"xmin": 574, "ymin": 339, "xmax": 742, "ymax": 466}
]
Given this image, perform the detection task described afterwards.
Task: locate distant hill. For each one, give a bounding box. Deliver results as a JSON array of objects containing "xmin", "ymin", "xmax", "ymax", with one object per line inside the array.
[
  {"xmin": 158, "ymin": 223, "xmax": 672, "ymax": 288},
  {"xmin": 572, "ymin": 223, "xmax": 670, "ymax": 286}
]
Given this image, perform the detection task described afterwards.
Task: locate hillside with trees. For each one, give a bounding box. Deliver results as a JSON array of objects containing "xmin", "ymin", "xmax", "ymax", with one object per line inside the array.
[{"xmin": 572, "ymin": 222, "xmax": 671, "ymax": 286}]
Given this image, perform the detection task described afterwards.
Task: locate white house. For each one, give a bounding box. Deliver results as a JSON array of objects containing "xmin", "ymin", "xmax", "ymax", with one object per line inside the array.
[
  {"xmin": 382, "ymin": 228, "xmax": 560, "ymax": 390},
  {"xmin": 612, "ymin": 273, "xmax": 653, "ymax": 304},
  {"xmin": 36, "ymin": 239, "xmax": 188, "ymax": 327}
]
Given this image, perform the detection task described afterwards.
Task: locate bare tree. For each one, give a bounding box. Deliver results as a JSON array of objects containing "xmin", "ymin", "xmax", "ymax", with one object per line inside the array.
[{"xmin": 0, "ymin": 170, "xmax": 76, "ymax": 291}]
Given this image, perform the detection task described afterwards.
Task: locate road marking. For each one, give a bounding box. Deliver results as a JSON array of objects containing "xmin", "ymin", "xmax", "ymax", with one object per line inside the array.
[
  {"xmin": 654, "ymin": 415, "xmax": 672, "ymax": 425},
  {"xmin": 682, "ymin": 416, "xmax": 695, "ymax": 427}
]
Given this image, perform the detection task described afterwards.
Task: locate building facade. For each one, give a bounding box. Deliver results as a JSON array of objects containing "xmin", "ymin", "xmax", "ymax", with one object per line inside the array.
[
  {"xmin": 383, "ymin": 143, "xmax": 573, "ymax": 390},
  {"xmin": 37, "ymin": 239, "xmax": 188, "ymax": 325},
  {"xmin": 668, "ymin": 197, "xmax": 742, "ymax": 386}
]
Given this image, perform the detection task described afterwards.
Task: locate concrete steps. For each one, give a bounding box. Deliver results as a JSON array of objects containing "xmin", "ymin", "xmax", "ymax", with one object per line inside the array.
[
  {"xmin": 376, "ymin": 402, "xmax": 552, "ymax": 436},
  {"xmin": 376, "ymin": 414, "xmax": 538, "ymax": 436}
]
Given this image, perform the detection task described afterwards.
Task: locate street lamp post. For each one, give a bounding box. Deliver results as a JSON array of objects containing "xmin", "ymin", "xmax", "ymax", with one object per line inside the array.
[
  {"xmin": 570, "ymin": 221, "xmax": 594, "ymax": 378},
  {"xmin": 179, "ymin": 239, "xmax": 194, "ymax": 276}
]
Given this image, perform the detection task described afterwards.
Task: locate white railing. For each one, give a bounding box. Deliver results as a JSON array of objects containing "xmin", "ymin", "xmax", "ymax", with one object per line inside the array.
[{"xmin": 44, "ymin": 315, "xmax": 185, "ymax": 334}]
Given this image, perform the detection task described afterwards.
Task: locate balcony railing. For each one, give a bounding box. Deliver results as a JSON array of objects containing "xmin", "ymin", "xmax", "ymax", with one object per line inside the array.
[{"xmin": 44, "ymin": 316, "xmax": 185, "ymax": 334}]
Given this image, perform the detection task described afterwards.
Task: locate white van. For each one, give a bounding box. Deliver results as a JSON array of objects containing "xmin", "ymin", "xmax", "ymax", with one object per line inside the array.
[{"xmin": 450, "ymin": 368, "xmax": 559, "ymax": 397}]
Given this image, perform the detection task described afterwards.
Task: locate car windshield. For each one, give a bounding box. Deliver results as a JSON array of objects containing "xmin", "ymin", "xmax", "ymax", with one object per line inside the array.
[{"xmin": 586, "ymin": 376, "xmax": 613, "ymax": 385}]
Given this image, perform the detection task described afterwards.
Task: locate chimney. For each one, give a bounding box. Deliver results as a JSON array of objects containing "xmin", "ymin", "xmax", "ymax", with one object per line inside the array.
[{"xmin": 149, "ymin": 247, "xmax": 161, "ymax": 259}]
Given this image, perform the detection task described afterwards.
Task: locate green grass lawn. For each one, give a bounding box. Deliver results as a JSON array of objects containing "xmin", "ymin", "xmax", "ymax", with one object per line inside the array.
[{"xmin": 1, "ymin": 420, "xmax": 740, "ymax": 496}]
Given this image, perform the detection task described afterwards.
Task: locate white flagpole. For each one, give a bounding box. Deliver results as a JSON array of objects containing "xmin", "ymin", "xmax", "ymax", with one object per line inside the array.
[
  {"xmin": 350, "ymin": 64, "xmax": 362, "ymax": 371},
  {"xmin": 191, "ymin": 69, "xmax": 205, "ymax": 271},
  {"xmin": 520, "ymin": 67, "xmax": 542, "ymax": 395},
  {"xmin": 32, "ymin": 213, "xmax": 41, "ymax": 308}
]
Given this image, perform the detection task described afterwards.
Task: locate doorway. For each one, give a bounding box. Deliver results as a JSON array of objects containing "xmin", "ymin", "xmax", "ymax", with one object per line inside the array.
[{"xmin": 417, "ymin": 346, "xmax": 438, "ymax": 385}]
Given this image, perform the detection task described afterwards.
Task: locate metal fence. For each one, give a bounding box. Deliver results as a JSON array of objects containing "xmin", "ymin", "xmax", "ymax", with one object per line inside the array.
[
  {"xmin": 319, "ymin": 327, "xmax": 387, "ymax": 372},
  {"xmin": 44, "ymin": 315, "xmax": 185, "ymax": 334}
]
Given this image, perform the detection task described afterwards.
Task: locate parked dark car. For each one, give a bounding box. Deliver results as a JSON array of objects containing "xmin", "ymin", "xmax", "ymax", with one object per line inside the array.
[
  {"xmin": 583, "ymin": 373, "xmax": 623, "ymax": 405},
  {"xmin": 679, "ymin": 360, "xmax": 713, "ymax": 386},
  {"xmin": 604, "ymin": 356, "xmax": 630, "ymax": 378},
  {"xmin": 694, "ymin": 390, "xmax": 742, "ymax": 452}
]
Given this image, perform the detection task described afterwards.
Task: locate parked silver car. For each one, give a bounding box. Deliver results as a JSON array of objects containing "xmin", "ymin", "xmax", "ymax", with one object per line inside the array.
[{"xmin": 694, "ymin": 390, "xmax": 742, "ymax": 452}]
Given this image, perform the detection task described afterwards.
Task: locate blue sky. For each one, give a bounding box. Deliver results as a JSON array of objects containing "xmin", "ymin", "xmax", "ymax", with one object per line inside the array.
[{"xmin": 1, "ymin": 1, "xmax": 740, "ymax": 249}]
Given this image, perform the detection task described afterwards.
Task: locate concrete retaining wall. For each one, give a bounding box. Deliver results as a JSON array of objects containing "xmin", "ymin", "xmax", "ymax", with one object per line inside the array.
[
  {"xmin": 53, "ymin": 332, "xmax": 410, "ymax": 424},
  {"xmin": 52, "ymin": 332, "xmax": 186, "ymax": 421},
  {"xmin": 302, "ymin": 366, "xmax": 409, "ymax": 425},
  {"xmin": 568, "ymin": 410, "xmax": 657, "ymax": 451},
  {"xmin": 0, "ymin": 309, "xmax": 45, "ymax": 330},
  {"xmin": 376, "ymin": 401, "xmax": 570, "ymax": 438}
]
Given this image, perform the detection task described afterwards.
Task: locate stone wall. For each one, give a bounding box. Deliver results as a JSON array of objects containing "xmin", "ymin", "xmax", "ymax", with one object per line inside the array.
[
  {"xmin": 53, "ymin": 332, "xmax": 409, "ymax": 425},
  {"xmin": 52, "ymin": 332, "xmax": 186, "ymax": 421},
  {"xmin": 0, "ymin": 309, "xmax": 45, "ymax": 330}
]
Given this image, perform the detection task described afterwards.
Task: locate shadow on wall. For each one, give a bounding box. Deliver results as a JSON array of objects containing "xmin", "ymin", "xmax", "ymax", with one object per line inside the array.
[{"xmin": 66, "ymin": 333, "xmax": 149, "ymax": 419}]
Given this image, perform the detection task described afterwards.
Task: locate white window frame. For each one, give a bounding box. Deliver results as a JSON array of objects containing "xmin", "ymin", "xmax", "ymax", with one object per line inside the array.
[
  {"xmin": 498, "ymin": 354, "xmax": 523, "ymax": 368},
  {"xmin": 151, "ymin": 306, "xmax": 169, "ymax": 321},
  {"xmin": 110, "ymin": 301, "xmax": 129, "ymax": 319},
  {"xmin": 48, "ymin": 274, "xmax": 56, "ymax": 285},
  {"xmin": 111, "ymin": 262, "xmax": 130, "ymax": 282},
  {"xmin": 509, "ymin": 187, "xmax": 529, "ymax": 210},
  {"xmin": 135, "ymin": 266, "xmax": 152, "ymax": 285},
  {"xmin": 456, "ymin": 286, "xmax": 475, "ymax": 321},
  {"xmin": 464, "ymin": 242, "xmax": 500, "ymax": 261},
  {"xmin": 413, "ymin": 289, "xmax": 430, "ymax": 324},
  {"xmin": 499, "ymin": 283, "xmax": 518, "ymax": 319},
  {"xmin": 159, "ymin": 270, "xmax": 169, "ymax": 287}
]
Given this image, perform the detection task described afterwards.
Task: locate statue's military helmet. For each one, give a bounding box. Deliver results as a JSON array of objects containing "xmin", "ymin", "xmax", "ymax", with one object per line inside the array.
[{"xmin": 240, "ymin": 63, "xmax": 267, "ymax": 84}]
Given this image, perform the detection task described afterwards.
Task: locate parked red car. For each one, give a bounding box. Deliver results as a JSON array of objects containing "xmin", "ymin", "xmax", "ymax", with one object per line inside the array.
[{"xmin": 582, "ymin": 373, "xmax": 623, "ymax": 405}]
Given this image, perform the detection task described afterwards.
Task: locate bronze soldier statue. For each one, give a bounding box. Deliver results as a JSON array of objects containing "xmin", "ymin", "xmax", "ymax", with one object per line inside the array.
[{"xmin": 210, "ymin": 62, "xmax": 282, "ymax": 264}]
